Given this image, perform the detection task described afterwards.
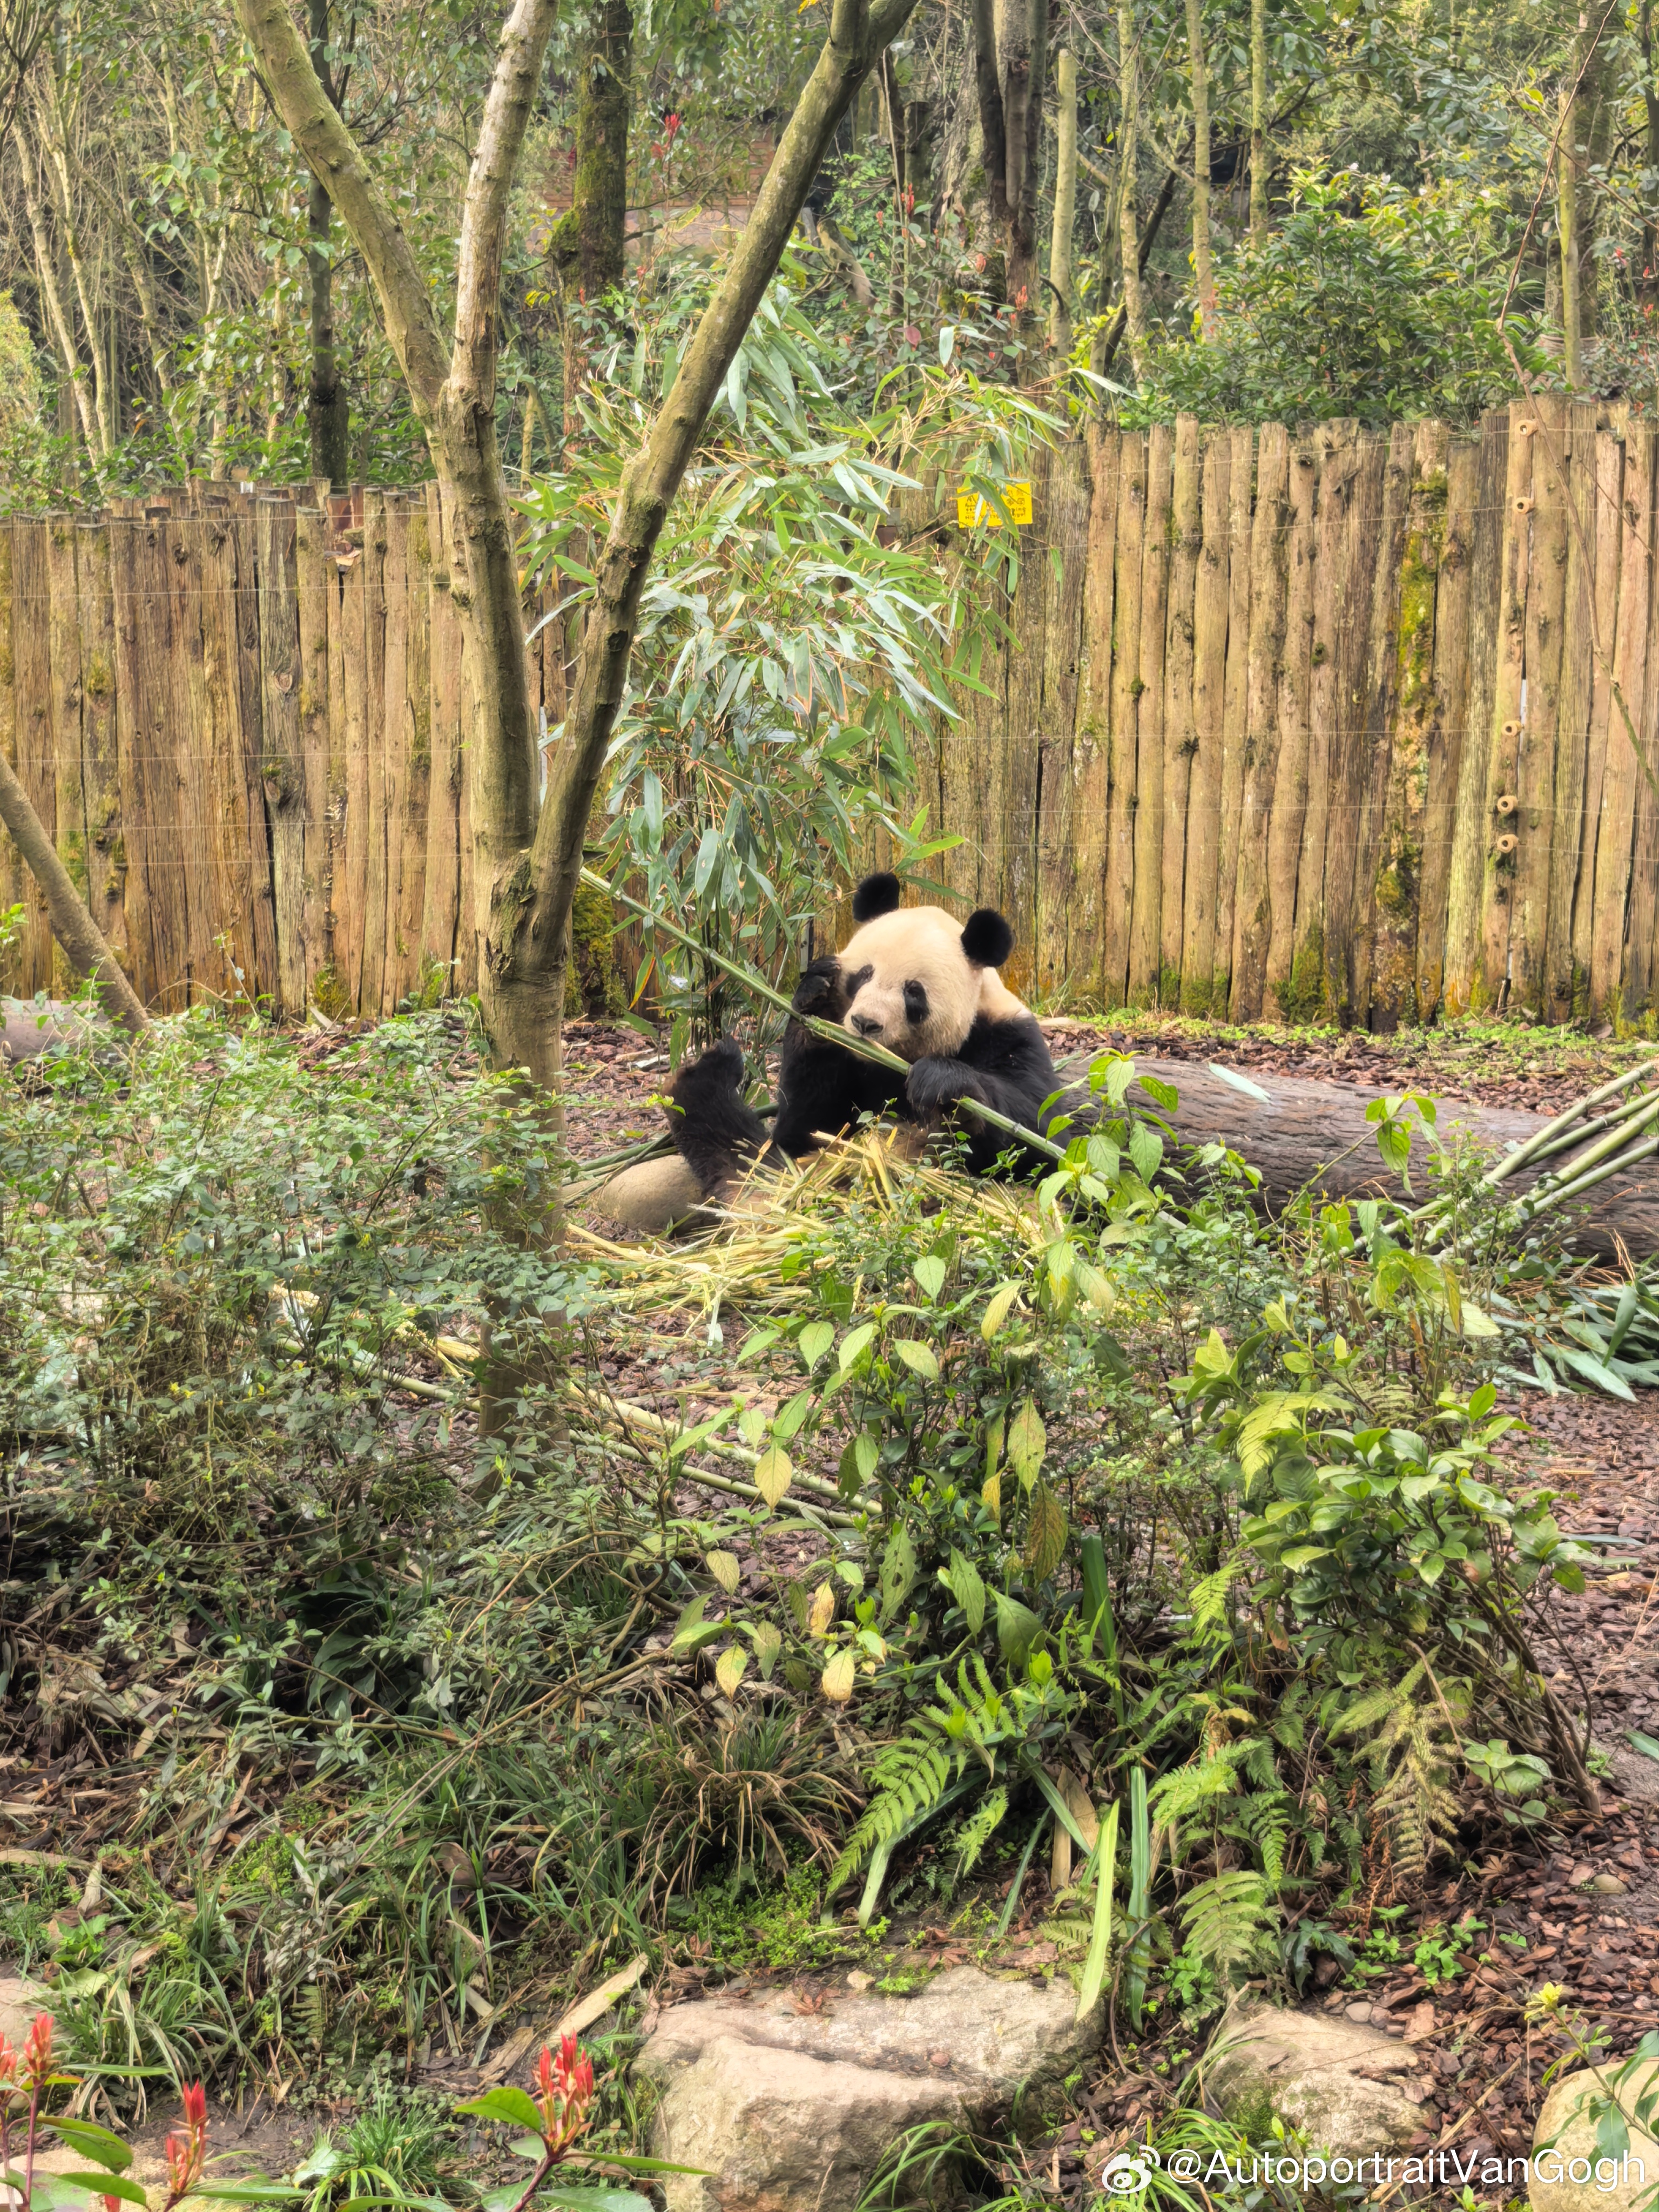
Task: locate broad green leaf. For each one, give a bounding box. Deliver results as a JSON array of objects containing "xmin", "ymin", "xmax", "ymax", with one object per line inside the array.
[
  {"xmin": 894, "ymin": 1339, "xmax": 939, "ymax": 1380},
  {"xmin": 1128, "ymin": 1122, "xmax": 1163, "ymax": 1184},
  {"xmin": 838, "ymin": 1321, "xmax": 877, "ymax": 1371},
  {"xmin": 993, "ymin": 1589, "xmax": 1042, "ymax": 1665},
  {"xmin": 798, "ymin": 1320, "xmax": 835, "ymax": 1368},
  {"xmin": 981, "ymin": 1280, "xmax": 1022, "ymax": 1339},
  {"xmin": 1024, "ymin": 1481, "xmax": 1067, "ymax": 1584},
  {"xmin": 704, "ymin": 1550, "xmax": 740, "ymax": 1595},
  {"xmin": 1007, "ymin": 1397, "xmax": 1047, "ymax": 1490},
  {"xmin": 913, "ymin": 1255, "xmax": 947, "ymax": 1303},
  {"xmin": 715, "ymin": 1647, "xmax": 749, "ymax": 1698},
  {"xmin": 456, "ymin": 2086, "xmax": 545, "ymax": 2133},
  {"xmin": 753, "ymin": 1445, "xmax": 793, "ymax": 1506},
  {"xmin": 820, "ymin": 1647, "xmax": 857, "ymax": 1702},
  {"xmin": 538, "ymin": 2193, "xmax": 656, "ymax": 2212},
  {"xmin": 746, "ymin": 1621, "xmax": 782, "ymax": 1680},
  {"xmin": 772, "ymin": 1390, "xmax": 814, "ymax": 1440},
  {"xmin": 946, "ymin": 1548, "xmax": 987, "ymax": 1633},
  {"xmin": 52, "ymin": 2176, "xmax": 149, "ymax": 2206},
  {"xmin": 878, "ymin": 1525, "xmax": 917, "ymax": 1623},
  {"xmin": 43, "ymin": 2122, "xmax": 134, "ymax": 2175}
]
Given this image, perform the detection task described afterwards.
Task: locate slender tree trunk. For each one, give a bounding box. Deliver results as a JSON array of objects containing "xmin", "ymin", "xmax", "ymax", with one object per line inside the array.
[
  {"xmin": 1641, "ymin": 0, "xmax": 1659, "ymax": 302},
  {"xmin": 238, "ymin": 0, "xmax": 920, "ymax": 1094},
  {"xmin": 1186, "ymin": 0, "xmax": 1215, "ymax": 334},
  {"xmin": 304, "ymin": 0, "xmax": 350, "ymax": 485},
  {"xmin": 18, "ymin": 133, "xmax": 100, "ymax": 458},
  {"xmin": 0, "ymin": 746, "xmax": 148, "ymax": 1034},
  {"xmin": 998, "ymin": 0, "xmax": 1047, "ymax": 322},
  {"xmin": 1249, "ymin": 0, "xmax": 1268, "ymax": 251},
  {"xmin": 1116, "ymin": 0, "xmax": 1148, "ymax": 375},
  {"xmin": 33, "ymin": 97, "xmax": 115, "ymax": 458},
  {"xmin": 1559, "ymin": 73, "xmax": 1582, "ymax": 386},
  {"xmin": 1048, "ymin": 47, "xmax": 1076, "ymax": 355},
  {"xmin": 1576, "ymin": 29, "xmax": 1611, "ymax": 348},
  {"xmin": 569, "ymin": 0, "xmax": 632, "ymax": 296},
  {"xmin": 880, "ymin": 48, "xmax": 907, "ymax": 318}
]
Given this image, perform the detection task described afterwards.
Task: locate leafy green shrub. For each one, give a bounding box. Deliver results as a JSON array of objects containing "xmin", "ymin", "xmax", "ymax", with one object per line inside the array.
[{"xmin": 1139, "ymin": 173, "xmax": 1538, "ymax": 425}]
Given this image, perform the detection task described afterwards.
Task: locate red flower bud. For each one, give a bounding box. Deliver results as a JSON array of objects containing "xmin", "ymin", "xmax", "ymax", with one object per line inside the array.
[{"xmin": 19, "ymin": 2014, "xmax": 51, "ymax": 2089}]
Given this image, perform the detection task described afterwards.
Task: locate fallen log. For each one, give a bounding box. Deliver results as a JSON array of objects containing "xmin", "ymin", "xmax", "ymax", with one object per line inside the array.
[{"xmin": 1145, "ymin": 1057, "xmax": 1659, "ymax": 1265}]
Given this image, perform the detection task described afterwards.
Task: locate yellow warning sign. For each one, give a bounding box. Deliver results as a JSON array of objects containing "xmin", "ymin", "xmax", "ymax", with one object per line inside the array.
[{"xmin": 955, "ymin": 480, "xmax": 1033, "ymax": 529}]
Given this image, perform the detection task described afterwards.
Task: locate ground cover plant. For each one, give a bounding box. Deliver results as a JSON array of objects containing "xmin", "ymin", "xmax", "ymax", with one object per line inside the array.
[{"xmin": 3, "ymin": 990, "xmax": 1658, "ymax": 2210}]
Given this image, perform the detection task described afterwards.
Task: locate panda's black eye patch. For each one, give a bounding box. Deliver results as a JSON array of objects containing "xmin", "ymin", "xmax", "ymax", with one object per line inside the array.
[
  {"xmin": 903, "ymin": 980, "xmax": 930, "ymax": 1026},
  {"xmin": 846, "ymin": 965, "xmax": 874, "ymax": 996}
]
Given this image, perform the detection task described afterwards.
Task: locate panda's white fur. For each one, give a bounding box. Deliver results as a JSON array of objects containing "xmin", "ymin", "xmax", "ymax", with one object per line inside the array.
[{"xmin": 835, "ymin": 904, "xmax": 1030, "ymax": 1062}]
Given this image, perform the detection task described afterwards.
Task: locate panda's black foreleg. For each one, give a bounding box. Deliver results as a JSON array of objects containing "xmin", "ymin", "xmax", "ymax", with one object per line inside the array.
[
  {"xmin": 664, "ymin": 1038, "xmax": 771, "ymax": 1190},
  {"xmin": 767, "ymin": 956, "xmax": 892, "ymax": 1157},
  {"xmin": 905, "ymin": 1057, "xmax": 1051, "ymax": 1176}
]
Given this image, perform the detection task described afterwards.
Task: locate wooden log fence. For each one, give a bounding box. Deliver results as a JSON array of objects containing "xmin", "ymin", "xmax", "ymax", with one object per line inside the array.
[{"xmin": 4, "ymin": 403, "xmax": 1659, "ymax": 1029}]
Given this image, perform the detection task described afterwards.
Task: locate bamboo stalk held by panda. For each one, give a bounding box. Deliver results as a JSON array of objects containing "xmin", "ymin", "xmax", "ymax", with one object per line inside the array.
[{"xmin": 582, "ymin": 869, "xmax": 1070, "ymax": 1168}]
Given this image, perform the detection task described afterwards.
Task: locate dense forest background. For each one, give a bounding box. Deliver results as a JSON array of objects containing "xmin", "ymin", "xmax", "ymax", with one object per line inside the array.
[{"xmin": 0, "ymin": 0, "xmax": 1638, "ymax": 510}]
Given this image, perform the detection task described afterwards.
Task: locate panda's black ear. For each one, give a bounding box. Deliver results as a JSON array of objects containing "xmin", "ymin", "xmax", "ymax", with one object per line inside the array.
[
  {"xmin": 962, "ymin": 907, "xmax": 1014, "ymax": 969},
  {"xmin": 851, "ymin": 871, "xmax": 903, "ymax": 922}
]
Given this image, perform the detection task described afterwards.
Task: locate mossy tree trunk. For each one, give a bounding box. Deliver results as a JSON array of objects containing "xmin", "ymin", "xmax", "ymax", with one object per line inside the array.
[
  {"xmin": 549, "ymin": 0, "xmax": 633, "ymax": 439},
  {"xmin": 968, "ymin": 0, "xmax": 1048, "ymax": 336},
  {"xmin": 305, "ymin": 0, "xmax": 350, "ymax": 487}
]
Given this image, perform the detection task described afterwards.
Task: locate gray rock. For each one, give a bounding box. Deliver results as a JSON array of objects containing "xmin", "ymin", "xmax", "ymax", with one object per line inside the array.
[
  {"xmin": 585, "ymin": 1155, "xmax": 710, "ymax": 1235},
  {"xmin": 637, "ymin": 1966, "xmax": 1098, "ymax": 2212},
  {"xmin": 1533, "ymin": 2062, "xmax": 1659, "ymax": 2212},
  {"xmin": 1201, "ymin": 1999, "xmax": 1434, "ymax": 2158}
]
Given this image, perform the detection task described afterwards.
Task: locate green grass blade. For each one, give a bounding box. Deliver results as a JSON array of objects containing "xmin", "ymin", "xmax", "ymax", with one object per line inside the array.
[
  {"xmin": 1075, "ymin": 1798, "xmax": 1120, "ymax": 2025},
  {"xmin": 995, "ymin": 1812, "xmax": 1051, "ymax": 1940}
]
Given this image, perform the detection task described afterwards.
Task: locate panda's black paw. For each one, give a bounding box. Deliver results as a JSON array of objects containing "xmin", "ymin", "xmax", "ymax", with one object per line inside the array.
[
  {"xmin": 906, "ymin": 1057, "xmax": 984, "ymax": 1117},
  {"xmin": 791, "ymin": 956, "xmax": 844, "ymax": 1016},
  {"xmin": 671, "ymin": 1035, "xmax": 745, "ymax": 1102}
]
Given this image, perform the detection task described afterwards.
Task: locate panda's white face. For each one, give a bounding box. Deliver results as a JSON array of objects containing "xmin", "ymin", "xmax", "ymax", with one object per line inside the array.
[{"xmin": 837, "ymin": 906, "xmax": 1027, "ymax": 1063}]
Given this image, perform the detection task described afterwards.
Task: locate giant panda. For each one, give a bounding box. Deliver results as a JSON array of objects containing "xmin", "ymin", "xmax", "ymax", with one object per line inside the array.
[{"xmin": 661, "ymin": 871, "xmax": 1066, "ymax": 1205}]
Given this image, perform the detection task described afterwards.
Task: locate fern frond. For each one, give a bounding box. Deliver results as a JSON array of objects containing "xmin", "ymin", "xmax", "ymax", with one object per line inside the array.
[
  {"xmin": 1180, "ymin": 1869, "xmax": 1278, "ymax": 1978},
  {"xmin": 953, "ymin": 1784, "xmax": 1009, "ymax": 1884}
]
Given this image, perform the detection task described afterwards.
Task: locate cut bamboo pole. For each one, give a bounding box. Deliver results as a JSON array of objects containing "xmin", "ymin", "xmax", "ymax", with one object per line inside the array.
[
  {"xmin": 1158, "ymin": 415, "xmax": 1201, "ymax": 1004},
  {"xmin": 1441, "ymin": 410, "xmax": 1511, "ymax": 1017},
  {"xmin": 1128, "ymin": 423, "xmax": 1173, "ymax": 1006},
  {"xmin": 1545, "ymin": 401, "xmax": 1601, "ymax": 1021},
  {"xmin": 107, "ymin": 508, "xmax": 154, "ymax": 1005},
  {"xmin": 1414, "ymin": 437, "xmax": 1478, "ymax": 1022},
  {"xmin": 361, "ymin": 488, "xmax": 389, "ymax": 1016},
  {"xmin": 1264, "ymin": 433, "xmax": 1316, "ymax": 1013},
  {"xmin": 168, "ymin": 514, "xmax": 222, "ymax": 1000},
  {"xmin": 1211, "ymin": 424, "xmax": 1255, "ymax": 1017},
  {"xmin": 255, "ymin": 496, "xmax": 306, "ymax": 1016},
  {"xmin": 1567, "ymin": 428, "xmax": 1625, "ymax": 1012},
  {"xmin": 0, "ymin": 526, "xmax": 18, "ymax": 994},
  {"xmin": 1474, "ymin": 408, "xmax": 1535, "ymax": 1009},
  {"xmin": 44, "ymin": 514, "xmax": 86, "ymax": 995},
  {"xmin": 1367, "ymin": 421, "xmax": 1447, "ymax": 1031},
  {"xmin": 1321, "ymin": 431, "xmax": 1391, "ymax": 1026},
  {"xmin": 74, "ymin": 519, "xmax": 126, "ymax": 983},
  {"xmin": 295, "ymin": 504, "xmax": 334, "ymax": 1002},
  {"xmin": 1510, "ymin": 399, "xmax": 1568, "ymax": 1015},
  {"xmin": 421, "ymin": 479, "xmax": 462, "ymax": 997},
  {"xmin": 337, "ymin": 525, "xmax": 369, "ymax": 1013},
  {"xmin": 999, "ymin": 445, "xmax": 1051, "ymax": 996},
  {"xmin": 380, "ymin": 496, "xmax": 413, "ymax": 1011},
  {"xmin": 1071, "ymin": 424, "xmax": 1120, "ymax": 1006},
  {"xmin": 1179, "ymin": 429, "xmax": 1230, "ymax": 1012},
  {"xmin": 1590, "ymin": 422, "xmax": 1654, "ymax": 1015},
  {"xmin": 1230, "ymin": 421, "xmax": 1291, "ymax": 1018},
  {"xmin": 1288, "ymin": 420, "xmax": 1357, "ymax": 1023},
  {"xmin": 198, "ymin": 506, "xmax": 259, "ymax": 1003},
  {"xmin": 11, "ymin": 519, "xmax": 55, "ymax": 994},
  {"xmin": 401, "ymin": 494, "xmax": 434, "ymax": 1006},
  {"xmin": 1035, "ymin": 441, "xmax": 1091, "ymax": 1000},
  {"xmin": 1103, "ymin": 431, "xmax": 1146, "ymax": 1007}
]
